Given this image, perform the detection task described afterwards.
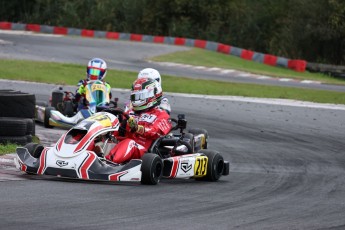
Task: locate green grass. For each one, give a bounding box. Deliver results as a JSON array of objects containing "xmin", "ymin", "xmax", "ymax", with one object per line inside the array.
[
  {"xmin": 0, "ymin": 59, "xmax": 136, "ymax": 86},
  {"xmin": 150, "ymin": 48, "xmax": 345, "ymax": 85},
  {"xmin": 0, "ymin": 136, "xmax": 39, "ymax": 155},
  {"xmin": 0, "ymin": 58, "xmax": 345, "ymax": 104},
  {"xmin": 162, "ymin": 76, "xmax": 345, "ymax": 104},
  {"xmin": 0, "ymin": 143, "xmax": 17, "ymax": 155}
]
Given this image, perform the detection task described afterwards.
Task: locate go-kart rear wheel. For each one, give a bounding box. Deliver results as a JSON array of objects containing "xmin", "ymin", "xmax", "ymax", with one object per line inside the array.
[
  {"xmin": 141, "ymin": 153, "xmax": 163, "ymax": 185},
  {"xmin": 63, "ymin": 101, "xmax": 75, "ymax": 117},
  {"xmin": 24, "ymin": 142, "xmax": 44, "ymax": 158},
  {"xmin": 189, "ymin": 128, "xmax": 208, "ymax": 149},
  {"xmin": 197, "ymin": 150, "xmax": 224, "ymax": 182},
  {"xmin": 183, "ymin": 133, "xmax": 195, "ymax": 153}
]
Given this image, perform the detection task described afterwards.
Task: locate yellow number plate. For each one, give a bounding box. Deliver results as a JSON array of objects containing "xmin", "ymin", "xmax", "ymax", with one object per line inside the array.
[
  {"xmin": 194, "ymin": 156, "xmax": 208, "ymax": 177},
  {"xmin": 88, "ymin": 114, "xmax": 111, "ymax": 127},
  {"xmin": 91, "ymin": 84, "xmax": 106, "ymax": 92}
]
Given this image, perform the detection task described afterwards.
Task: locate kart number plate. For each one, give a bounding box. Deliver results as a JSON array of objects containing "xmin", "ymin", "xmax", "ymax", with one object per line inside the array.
[
  {"xmin": 89, "ymin": 113, "xmax": 112, "ymax": 127},
  {"xmin": 91, "ymin": 84, "xmax": 106, "ymax": 92},
  {"xmin": 194, "ymin": 156, "xmax": 207, "ymax": 177}
]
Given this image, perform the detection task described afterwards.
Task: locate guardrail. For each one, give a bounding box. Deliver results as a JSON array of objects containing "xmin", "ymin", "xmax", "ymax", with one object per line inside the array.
[{"xmin": 0, "ymin": 21, "xmax": 309, "ymax": 72}]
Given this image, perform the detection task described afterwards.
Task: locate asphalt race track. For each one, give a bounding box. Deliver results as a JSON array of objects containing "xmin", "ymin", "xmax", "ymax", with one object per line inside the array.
[{"xmin": 0, "ymin": 32, "xmax": 345, "ymax": 230}]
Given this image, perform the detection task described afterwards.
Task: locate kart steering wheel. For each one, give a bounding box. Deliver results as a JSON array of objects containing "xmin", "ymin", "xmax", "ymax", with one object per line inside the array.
[
  {"xmin": 102, "ymin": 107, "xmax": 129, "ymax": 123},
  {"xmin": 102, "ymin": 107, "xmax": 130, "ymax": 137}
]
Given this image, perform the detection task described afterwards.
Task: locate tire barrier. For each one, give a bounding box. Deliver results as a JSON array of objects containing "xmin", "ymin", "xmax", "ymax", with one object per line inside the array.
[
  {"xmin": 0, "ymin": 135, "xmax": 32, "ymax": 146},
  {"xmin": 0, "ymin": 90, "xmax": 35, "ymax": 118},
  {"xmin": 0, "ymin": 90, "xmax": 35, "ymax": 146},
  {"xmin": 0, "ymin": 21, "xmax": 306, "ymax": 72}
]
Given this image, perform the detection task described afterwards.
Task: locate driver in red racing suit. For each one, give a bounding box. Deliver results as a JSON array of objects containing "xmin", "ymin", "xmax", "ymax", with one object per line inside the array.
[{"xmin": 105, "ymin": 77, "xmax": 172, "ymax": 164}]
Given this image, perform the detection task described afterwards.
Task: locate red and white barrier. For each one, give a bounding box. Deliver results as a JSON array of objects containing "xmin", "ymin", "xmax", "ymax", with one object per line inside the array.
[{"xmin": 0, "ymin": 21, "xmax": 306, "ymax": 72}]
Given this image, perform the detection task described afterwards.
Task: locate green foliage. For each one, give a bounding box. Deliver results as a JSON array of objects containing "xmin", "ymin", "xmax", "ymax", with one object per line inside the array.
[{"xmin": 1, "ymin": 0, "xmax": 345, "ymax": 64}]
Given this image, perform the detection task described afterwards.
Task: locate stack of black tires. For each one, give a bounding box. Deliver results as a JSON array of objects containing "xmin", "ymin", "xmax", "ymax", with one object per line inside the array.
[{"xmin": 0, "ymin": 90, "xmax": 36, "ymax": 145}]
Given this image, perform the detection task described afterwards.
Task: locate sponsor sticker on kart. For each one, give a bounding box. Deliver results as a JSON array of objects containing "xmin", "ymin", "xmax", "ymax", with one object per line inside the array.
[
  {"xmin": 56, "ymin": 160, "xmax": 69, "ymax": 167},
  {"xmin": 88, "ymin": 113, "xmax": 112, "ymax": 127},
  {"xmin": 177, "ymin": 158, "xmax": 194, "ymax": 177}
]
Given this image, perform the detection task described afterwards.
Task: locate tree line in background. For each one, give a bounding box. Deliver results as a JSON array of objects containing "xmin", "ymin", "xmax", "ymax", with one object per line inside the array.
[{"xmin": 1, "ymin": 0, "xmax": 345, "ymax": 65}]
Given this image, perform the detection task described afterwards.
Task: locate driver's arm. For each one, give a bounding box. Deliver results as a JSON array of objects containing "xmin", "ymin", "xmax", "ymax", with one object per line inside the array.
[
  {"xmin": 140, "ymin": 118, "xmax": 171, "ymax": 139},
  {"xmin": 75, "ymin": 85, "xmax": 86, "ymax": 102},
  {"xmin": 136, "ymin": 110, "xmax": 172, "ymax": 139}
]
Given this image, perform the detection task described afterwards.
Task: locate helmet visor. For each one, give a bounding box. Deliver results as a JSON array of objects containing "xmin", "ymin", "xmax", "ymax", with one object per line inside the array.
[
  {"xmin": 130, "ymin": 89, "xmax": 154, "ymax": 106},
  {"xmin": 87, "ymin": 67, "xmax": 105, "ymax": 80},
  {"xmin": 88, "ymin": 68, "xmax": 101, "ymax": 76}
]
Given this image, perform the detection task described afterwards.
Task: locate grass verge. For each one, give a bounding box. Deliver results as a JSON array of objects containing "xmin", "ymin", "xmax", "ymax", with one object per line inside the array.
[
  {"xmin": 150, "ymin": 48, "xmax": 345, "ymax": 85},
  {"xmin": 0, "ymin": 143, "xmax": 17, "ymax": 155},
  {"xmin": 0, "ymin": 136, "xmax": 39, "ymax": 155},
  {"xmin": 0, "ymin": 59, "xmax": 345, "ymax": 104}
]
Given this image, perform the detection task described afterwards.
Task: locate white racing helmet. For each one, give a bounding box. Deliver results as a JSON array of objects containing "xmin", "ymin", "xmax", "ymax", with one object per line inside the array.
[
  {"xmin": 130, "ymin": 77, "xmax": 162, "ymax": 112},
  {"xmin": 137, "ymin": 68, "xmax": 161, "ymax": 86}
]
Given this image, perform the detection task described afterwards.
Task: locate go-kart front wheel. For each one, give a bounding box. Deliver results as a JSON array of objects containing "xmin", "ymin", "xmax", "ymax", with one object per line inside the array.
[
  {"xmin": 197, "ymin": 150, "xmax": 224, "ymax": 182},
  {"xmin": 44, "ymin": 107, "xmax": 54, "ymax": 128},
  {"xmin": 141, "ymin": 153, "xmax": 163, "ymax": 185}
]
